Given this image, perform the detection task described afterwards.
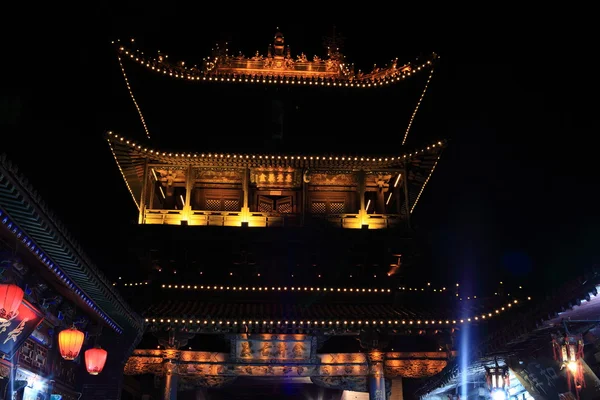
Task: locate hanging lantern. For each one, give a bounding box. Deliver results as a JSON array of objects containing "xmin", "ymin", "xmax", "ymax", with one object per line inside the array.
[
  {"xmin": 85, "ymin": 346, "xmax": 108, "ymax": 375},
  {"xmin": 485, "ymin": 362, "xmax": 509, "ymax": 400},
  {"xmin": 552, "ymin": 333, "xmax": 585, "ymax": 398},
  {"xmin": 0, "ymin": 283, "xmax": 24, "ymax": 322},
  {"xmin": 58, "ymin": 326, "xmax": 85, "ymax": 360}
]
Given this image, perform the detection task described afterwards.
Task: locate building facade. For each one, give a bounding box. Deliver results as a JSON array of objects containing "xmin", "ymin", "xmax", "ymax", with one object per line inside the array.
[
  {"xmin": 0, "ymin": 154, "xmax": 144, "ymax": 399},
  {"xmin": 107, "ymin": 29, "xmax": 538, "ymax": 400}
]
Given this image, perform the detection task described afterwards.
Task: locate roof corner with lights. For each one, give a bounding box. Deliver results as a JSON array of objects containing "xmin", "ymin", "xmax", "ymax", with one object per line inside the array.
[{"xmin": 0, "ymin": 153, "xmax": 145, "ymax": 342}]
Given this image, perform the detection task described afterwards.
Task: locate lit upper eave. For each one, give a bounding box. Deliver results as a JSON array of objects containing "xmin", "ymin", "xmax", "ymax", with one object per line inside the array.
[
  {"xmin": 114, "ymin": 40, "xmax": 437, "ymax": 88},
  {"xmin": 106, "ymin": 131, "xmax": 446, "ymax": 214}
]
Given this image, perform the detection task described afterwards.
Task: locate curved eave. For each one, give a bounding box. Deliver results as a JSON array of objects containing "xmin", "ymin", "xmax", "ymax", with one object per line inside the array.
[
  {"xmin": 106, "ymin": 131, "xmax": 446, "ymax": 210},
  {"xmin": 405, "ymin": 148, "xmax": 445, "ymax": 215},
  {"xmin": 416, "ymin": 275, "xmax": 600, "ymax": 397},
  {"xmin": 0, "ymin": 154, "xmax": 144, "ymax": 335},
  {"xmin": 115, "ymin": 43, "xmax": 437, "ymax": 88},
  {"xmin": 141, "ymin": 294, "xmax": 527, "ymax": 331}
]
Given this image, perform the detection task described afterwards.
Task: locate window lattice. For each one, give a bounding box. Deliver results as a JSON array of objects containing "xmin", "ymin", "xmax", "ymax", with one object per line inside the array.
[
  {"xmin": 206, "ymin": 199, "xmax": 221, "ymax": 211},
  {"xmin": 19, "ymin": 339, "xmax": 48, "ymax": 373},
  {"xmin": 311, "ymin": 202, "xmax": 326, "ymax": 214},
  {"xmin": 330, "ymin": 202, "xmax": 345, "ymax": 214},
  {"xmin": 224, "ymin": 199, "xmax": 240, "ymax": 211},
  {"xmin": 277, "ymin": 202, "xmax": 292, "ymax": 213},
  {"xmin": 259, "ymin": 201, "xmax": 273, "ymax": 213}
]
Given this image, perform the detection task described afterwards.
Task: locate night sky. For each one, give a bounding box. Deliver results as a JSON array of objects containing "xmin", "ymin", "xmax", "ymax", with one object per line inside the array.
[{"xmin": 3, "ymin": 9, "xmax": 597, "ymax": 296}]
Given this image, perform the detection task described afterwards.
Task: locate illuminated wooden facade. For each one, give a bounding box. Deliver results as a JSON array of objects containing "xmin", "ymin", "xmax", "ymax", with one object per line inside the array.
[
  {"xmin": 107, "ymin": 131, "xmax": 444, "ymax": 230},
  {"xmin": 105, "ymin": 28, "xmax": 534, "ymax": 400}
]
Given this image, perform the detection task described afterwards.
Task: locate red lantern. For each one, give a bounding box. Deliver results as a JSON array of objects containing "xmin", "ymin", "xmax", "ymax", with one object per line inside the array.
[
  {"xmin": 85, "ymin": 346, "xmax": 108, "ymax": 375},
  {"xmin": 58, "ymin": 326, "xmax": 85, "ymax": 360},
  {"xmin": 0, "ymin": 283, "xmax": 24, "ymax": 322},
  {"xmin": 552, "ymin": 333, "xmax": 585, "ymax": 399}
]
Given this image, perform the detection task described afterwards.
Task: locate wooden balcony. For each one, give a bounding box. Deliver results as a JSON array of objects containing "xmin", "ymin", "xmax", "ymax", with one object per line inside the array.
[{"xmin": 142, "ymin": 209, "xmax": 404, "ymax": 229}]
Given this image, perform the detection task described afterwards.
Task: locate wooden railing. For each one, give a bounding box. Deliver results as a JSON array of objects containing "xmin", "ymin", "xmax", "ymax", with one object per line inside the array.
[{"xmin": 143, "ymin": 209, "xmax": 404, "ymax": 229}]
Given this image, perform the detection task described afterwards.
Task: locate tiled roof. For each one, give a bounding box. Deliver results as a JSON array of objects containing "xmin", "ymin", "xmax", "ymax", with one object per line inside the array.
[
  {"xmin": 0, "ymin": 153, "xmax": 144, "ymax": 345},
  {"xmin": 143, "ymin": 293, "xmax": 524, "ymax": 327}
]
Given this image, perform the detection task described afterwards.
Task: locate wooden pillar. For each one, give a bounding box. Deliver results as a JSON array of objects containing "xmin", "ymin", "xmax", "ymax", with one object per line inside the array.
[
  {"xmin": 376, "ymin": 187, "xmax": 385, "ymax": 214},
  {"xmin": 358, "ymin": 170, "xmax": 366, "ymax": 226},
  {"xmin": 163, "ymin": 360, "xmax": 178, "ymax": 400},
  {"xmin": 138, "ymin": 158, "xmax": 149, "ymax": 224},
  {"xmin": 149, "ymin": 167, "xmax": 157, "ymax": 210},
  {"xmin": 195, "ymin": 387, "xmax": 209, "ymax": 400},
  {"xmin": 242, "ymin": 167, "xmax": 249, "ymax": 210},
  {"xmin": 402, "ymin": 165, "xmax": 411, "ymax": 229},
  {"xmin": 389, "ymin": 378, "xmax": 403, "ymax": 400},
  {"xmin": 301, "ymin": 168, "xmax": 308, "ymax": 226},
  {"xmin": 367, "ymin": 350, "xmax": 386, "ymax": 400},
  {"xmin": 242, "ymin": 167, "xmax": 250, "ymax": 224},
  {"xmin": 393, "ymin": 173, "xmax": 402, "ymax": 214},
  {"xmin": 183, "ymin": 165, "xmax": 193, "ymax": 222}
]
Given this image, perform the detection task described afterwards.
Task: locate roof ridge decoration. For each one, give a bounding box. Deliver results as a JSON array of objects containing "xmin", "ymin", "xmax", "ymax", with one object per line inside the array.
[
  {"xmin": 0, "ymin": 153, "xmax": 144, "ymax": 333},
  {"xmin": 112, "ymin": 33, "xmax": 437, "ymax": 88}
]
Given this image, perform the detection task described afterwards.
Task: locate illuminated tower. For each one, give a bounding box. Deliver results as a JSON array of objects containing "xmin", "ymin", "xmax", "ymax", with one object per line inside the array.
[{"xmin": 104, "ymin": 28, "xmax": 523, "ymax": 400}]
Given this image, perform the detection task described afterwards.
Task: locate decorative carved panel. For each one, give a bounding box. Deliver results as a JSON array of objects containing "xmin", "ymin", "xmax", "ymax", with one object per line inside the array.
[
  {"xmin": 155, "ymin": 167, "xmax": 187, "ymax": 185},
  {"xmin": 385, "ymin": 360, "xmax": 448, "ymax": 378},
  {"xmin": 250, "ymin": 168, "xmax": 301, "ymax": 189},
  {"xmin": 194, "ymin": 168, "xmax": 243, "ymax": 184},
  {"xmin": 319, "ymin": 353, "xmax": 368, "ymax": 364},
  {"xmin": 234, "ymin": 364, "xmax": 319, "ymax": 376},
  {"xmin": 308, "ymin": 172, "xmax": 357, "ymax": 186},
  {"xmin": 124, "ymin": 346, "xmax": 452, "ymax": 380},
  {"xmin": 124, "ymin": 356, "xmax": 165, "ymax": 375},
  {"xmin": 367, "ymin": 173, "xmax": 393, "ymax": 188},
  {"xmin": 311, "ymin": 376, "xmax": 368, "ymax": 392},
  {"xmin": 233, "ymin": 334, "xmax": 315, "ymax": 363}
]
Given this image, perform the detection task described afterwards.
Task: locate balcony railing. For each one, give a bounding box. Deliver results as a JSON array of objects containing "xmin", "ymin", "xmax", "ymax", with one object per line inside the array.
[{"xmin": 143, "ymin": 209, "xmax": 403, "ymax": 229}]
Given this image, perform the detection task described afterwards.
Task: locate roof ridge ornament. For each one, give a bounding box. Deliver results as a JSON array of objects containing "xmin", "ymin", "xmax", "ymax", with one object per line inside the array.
[{"xmin": 114, "ymin": 34, "xmax": 437, "ymax": 88}]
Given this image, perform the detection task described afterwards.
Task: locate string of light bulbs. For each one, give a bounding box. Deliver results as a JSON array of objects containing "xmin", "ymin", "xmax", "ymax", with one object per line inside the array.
[
  {"xmin": 411, "ymin": 154, "xmax": 442, "ymax": 214},
  {"xmin": 117, "ymin": 281, "xmax": 531, "ymax": 303},
  {"xmin": 144, "ymin": 299, "xmax": 527, "ymax": 328},
  {"xmin": 107, "ymin": 139, "xmax": 140, "ymax": 209},
  {"xmin": 116, "ymin": 55, "xmax": 151, "ymax": 139},
  {"xmin": 107, "ymin": 131, "xmax": 445, "ymax": 168},
  {"xmin": 402, "ymin": 64, "xmax": 436, "ymax": 145}
]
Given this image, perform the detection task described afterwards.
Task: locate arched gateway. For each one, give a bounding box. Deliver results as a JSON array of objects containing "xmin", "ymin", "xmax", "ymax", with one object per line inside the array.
[
  {"xmin": 107, "ymin": 28, "xmax": 529, "ymax": 399},
  {"xmin": 124, "ymin": 332, "xmax": 454, "ymax": 399}
]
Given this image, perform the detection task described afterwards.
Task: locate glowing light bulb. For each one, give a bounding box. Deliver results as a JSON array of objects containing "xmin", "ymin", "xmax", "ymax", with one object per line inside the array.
[{"xmin": 567, "ymin": 361, "xmax": 578, "ymax": 373}]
